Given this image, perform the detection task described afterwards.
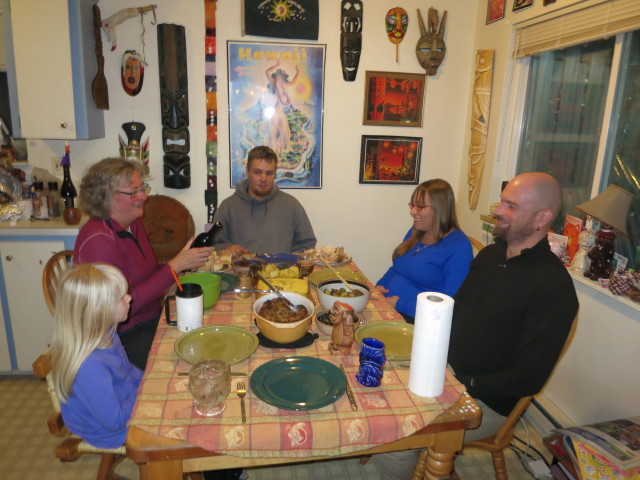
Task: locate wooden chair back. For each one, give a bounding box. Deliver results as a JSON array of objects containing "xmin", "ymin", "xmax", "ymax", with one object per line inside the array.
[
  {"xmin": 42, "ymin": 250, "xmax": 74, "ymax": 315},
  {"xmin": 467, "ymin": 236, "xmax": 485, "ymax": 256},
  {"xmin": 141, "ymin": 195, "xmax": 195, "ymax": 263},
  {"xmin": 32, "ymin": 352, "xmax": 128, "ymax": 480}
]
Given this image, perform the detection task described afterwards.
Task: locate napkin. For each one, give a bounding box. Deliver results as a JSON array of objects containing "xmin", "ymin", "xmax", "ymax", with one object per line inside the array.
[{"xmin": 408, "ymin": 292, "xmax": 454, "ymax": 397}]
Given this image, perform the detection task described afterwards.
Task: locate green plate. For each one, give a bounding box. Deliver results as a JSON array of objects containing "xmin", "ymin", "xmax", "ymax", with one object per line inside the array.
[
  {"xmin": 354, "ymin": 322, "xmax": 414, "ymax": 362},
  {"xmin": 250, "ymin": 356, "xmax": 346, "ymax": 410},
  {"xmin": 308, "ymin": 269, "xmax": 365, "ymax": 289},
  {"xmin": 213, "ymin": 272, "xmax": 239, "ymax": 293},
  {"xmin": 174, "ymin": 326, "xmax": 258, "ymax": 365}
]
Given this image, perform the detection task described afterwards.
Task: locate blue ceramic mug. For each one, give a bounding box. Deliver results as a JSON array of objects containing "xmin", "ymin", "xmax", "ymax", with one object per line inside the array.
[{"xmin": 356, "ymin": 337, "xmax": 386, "ymax": 387}]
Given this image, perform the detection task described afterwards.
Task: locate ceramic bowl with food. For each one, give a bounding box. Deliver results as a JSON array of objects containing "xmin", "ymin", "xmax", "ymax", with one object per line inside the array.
[
  {"xmin": 317, "ymin": 280, "xmax": 370, "ymax": 313},
  {"xmin": 253, "ymin": 292, "xmax": 315, "ymax": 344},
  {"xmin": 314, "ymin": 310, "xmax": 334, "ymax": 336}
]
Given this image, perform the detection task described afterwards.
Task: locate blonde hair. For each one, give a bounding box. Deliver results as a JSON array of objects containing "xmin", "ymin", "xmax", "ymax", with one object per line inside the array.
[
  {"xmin": 50, "ymin": 263, "xmax": 128, "ymax": 402},
  {"xmin": 393, "ymin": 179, "xmax": 460, "ymax": 259}
]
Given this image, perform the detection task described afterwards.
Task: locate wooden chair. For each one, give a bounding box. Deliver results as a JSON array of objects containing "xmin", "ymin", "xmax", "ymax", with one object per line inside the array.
[
  {"xmin": 32, "ymin": 352, "xmax": 128, "ymax": 480},
  {"xmin": 467, "ymin": 236, "xmax": 485, "ymax": 256},
  {"xmin": 42, "ymin": 250, "xmax": 74, "ymax": 315}
]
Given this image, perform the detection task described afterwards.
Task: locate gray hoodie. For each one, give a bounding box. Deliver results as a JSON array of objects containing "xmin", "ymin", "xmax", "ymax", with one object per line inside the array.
[{"xmin": 213, "ymin": 178, "xmax": 317, "ymax": 253}]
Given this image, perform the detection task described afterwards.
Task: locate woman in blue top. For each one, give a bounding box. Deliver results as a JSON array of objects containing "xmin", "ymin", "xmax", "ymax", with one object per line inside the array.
[
  {"xmin": 50, "ymin": 263, "xmax": 142, "ymax": 448},
  {"xmin": 376, "ymin": 179, "xmax": 473, "ymax": 323}
]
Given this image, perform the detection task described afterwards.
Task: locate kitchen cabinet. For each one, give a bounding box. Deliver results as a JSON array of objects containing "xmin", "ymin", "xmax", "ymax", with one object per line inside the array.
[
  {"xmin": 0, "ymin": 221, "xmax": 80, "ymax": 373},
  {"xmin": 7, "ymin": 0, "xmax": 104, "ymax": 139}
]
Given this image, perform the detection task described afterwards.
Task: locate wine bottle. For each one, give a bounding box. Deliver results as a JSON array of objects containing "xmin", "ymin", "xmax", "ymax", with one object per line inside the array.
[
  {"xmin": 60, "ymin": 143, "xmax": 77, "ymax": 209},
  {"xmin": 191, "ymin": 221, "xmax": 223, "ymax": 248}
]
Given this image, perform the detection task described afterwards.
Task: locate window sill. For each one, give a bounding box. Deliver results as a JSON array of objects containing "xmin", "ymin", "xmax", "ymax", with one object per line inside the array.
[{"xmin": 568, "ymin": 270, "xmax": 640, "ymax": 314}]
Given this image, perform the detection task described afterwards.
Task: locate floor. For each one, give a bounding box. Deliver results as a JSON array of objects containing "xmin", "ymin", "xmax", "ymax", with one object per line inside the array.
[{"xmin": 0, "ymin": 375, "xmax": 552, "ymax": 480}]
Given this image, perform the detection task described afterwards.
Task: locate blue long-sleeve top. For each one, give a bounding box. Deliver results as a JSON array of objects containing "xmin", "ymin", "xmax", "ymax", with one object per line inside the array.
[
  {"xmin": 60, "ymin": 332, "xmax": 143, "ymax": 448},
  {"xmin": 377, "ymin": 228, "xmax": 473, "ymax": 318}
]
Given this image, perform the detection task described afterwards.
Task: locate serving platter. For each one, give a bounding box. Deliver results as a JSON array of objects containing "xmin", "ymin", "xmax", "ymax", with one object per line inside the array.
[
  {"xmin": 257, "ymin": 253, "xmax": 298, "ymax": 266},
  {"xmin": 354, "ymin": 322, "xmax": 414, "ymax": 362},
  {"xmin": 175, "ymin": 326, "xmax": 259, "ymax": 365},
  {"xmin": 308, "ymin": 268, "xmax": 365, "ymax": 288},
  {"xmin": 313, "ymin": 253, "xmax": 352, "ymax": 268},
  {"xmin": 250, "ymin": 356, "xmax": 346, "ymax": 410}
]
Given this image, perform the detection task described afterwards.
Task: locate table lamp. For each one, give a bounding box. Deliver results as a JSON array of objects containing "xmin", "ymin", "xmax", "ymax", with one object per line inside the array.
[{"xmin": 574, "ymin": 185, "xmax": 633, "ymax": 280}]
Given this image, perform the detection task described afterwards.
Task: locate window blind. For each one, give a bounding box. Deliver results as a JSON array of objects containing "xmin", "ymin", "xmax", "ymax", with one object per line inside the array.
[{"xmin": 514, "ymin": 0, "xmax": 640, "ymax": 57}]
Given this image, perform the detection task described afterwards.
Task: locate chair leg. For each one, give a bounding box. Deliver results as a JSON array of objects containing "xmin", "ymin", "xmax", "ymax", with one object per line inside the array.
[
  {"xmin": 359, "ymin": 455, "xmax": 371, "ymax": 465},
  {"xmin": 490, "ymin": 451, "xmax": 508, "ymax": 480},
  {"xmin": 97, "ymin": 453, "xmax": 116, "ymax": 480},
  {"xmin": 186, "ymin": 473, "xmax": 204, "ymax": 480},
  {"xmin": 411, "ymin": 449, "xmax": 428, "ymax": 480}
]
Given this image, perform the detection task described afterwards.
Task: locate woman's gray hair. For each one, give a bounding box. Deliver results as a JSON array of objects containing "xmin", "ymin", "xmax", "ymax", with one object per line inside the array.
[{"xmin": 79, "ymin": 157, "xmax": 147, "ymax": 219}]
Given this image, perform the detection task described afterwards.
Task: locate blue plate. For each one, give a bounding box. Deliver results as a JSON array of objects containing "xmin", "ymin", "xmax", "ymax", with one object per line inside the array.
[
  {"xmin": 250, "ymin": 356, "xmax": 346, "ymax": 410},
  {"xmin": 257, "ymin": 253, "xmax": 298, "ymax": 267}
]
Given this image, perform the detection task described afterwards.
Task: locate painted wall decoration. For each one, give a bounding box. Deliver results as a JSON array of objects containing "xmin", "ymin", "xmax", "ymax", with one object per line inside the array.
[
  {"xmin": 119, "ymin": 121, "xmax": 149, "ymax": 174},
  {"xmin": 513, "ymin": 0, "xmax": 534, "ymax": 12},
  {"xmin": 242, "ymin": 0, "xmax": 319, "ymax": 40},
  {"xmin": 158, "ymin": 24, "xmax": 191, "ymax": 189},
  {"xmin": 205, "ymin": 0, "xmax": 218, "ymax": 223},
  {"xmin": 340, "ymin": 0, "xmax": 363, "ymax": 81},
  {"xmin": 362, "ymin": 71, "xmax": 425, "ymax": 127},
  {"xmin": 467, "ymin": 49, "xmax": 495, "ymax": 210},
  {"xmin": 415, "ymin": 7, "xmax": 447, "ymax": 76},
  {"xmin": 486, "ymin": 0, "xmax": 506, "ymax": 24},
  {"xmin": 385, "ymin": 7, "xmax": 408, "ymax": 63},
  {"xmin": 121, "ymin": 50, "xmax": 145, "ymax": 96},
  {"xmin": 359, "ymin": 135, "xmax": 422, "ymax": 185},
  {"xmin": 227, "ymin": 41, "xmax": 325, "ymax": 188}
]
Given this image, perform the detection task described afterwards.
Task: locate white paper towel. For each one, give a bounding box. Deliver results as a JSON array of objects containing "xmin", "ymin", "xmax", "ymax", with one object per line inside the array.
[{"xmin": 408, "ymin": 292, "xmax": 454, "ymax": 397}]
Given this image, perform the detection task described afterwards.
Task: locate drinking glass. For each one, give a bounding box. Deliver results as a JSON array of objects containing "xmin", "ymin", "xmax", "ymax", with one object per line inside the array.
[{"xmin": 188, "ymin": 359, "xmax": 231, "ymax": 416}]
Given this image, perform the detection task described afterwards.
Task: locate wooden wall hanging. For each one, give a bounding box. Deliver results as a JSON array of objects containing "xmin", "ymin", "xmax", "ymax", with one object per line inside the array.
[{"xmin": 205, "ymin": 0, "xmax": 218, "ymax": 222}]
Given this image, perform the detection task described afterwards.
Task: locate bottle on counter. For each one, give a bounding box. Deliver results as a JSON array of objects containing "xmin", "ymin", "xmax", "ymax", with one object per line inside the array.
[
  {"xmin": 191, "ymin": 221, "xmax": 223, "ymax": 248},
  {"xmin": 32, "ymin": 181, "xmax": 49, "ymax": 219},
  {"xmin": 47, "ymin": 181, "xmax": 62, "ymax": 218},
  {"xmin": 60, "ymin": 143, "xmax": 77, "ymax": 209}
]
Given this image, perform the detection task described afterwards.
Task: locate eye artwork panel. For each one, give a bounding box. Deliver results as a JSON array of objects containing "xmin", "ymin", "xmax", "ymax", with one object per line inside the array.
[
  {"xmin": 385, "ymin": 7, "xmax": 408, "ymax": 63},
  {"xmin": 340, "ymin": 0, "xmax": 363, "ymax": 81}
]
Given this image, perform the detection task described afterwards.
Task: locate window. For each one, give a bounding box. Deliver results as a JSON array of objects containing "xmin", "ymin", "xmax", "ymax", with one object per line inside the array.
[{"xmin": 515, "ymin": 30, "xmax": 639, "ymax": 269}]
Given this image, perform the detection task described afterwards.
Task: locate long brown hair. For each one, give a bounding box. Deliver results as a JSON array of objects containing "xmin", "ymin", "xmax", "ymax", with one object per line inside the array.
[{"xmin": 392, "ymin": 179, "xmax": 460, "ymax": 259}]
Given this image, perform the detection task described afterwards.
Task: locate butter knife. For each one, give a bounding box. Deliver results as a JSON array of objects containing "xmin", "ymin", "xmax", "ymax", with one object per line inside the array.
[{"xmin": 340, "ymin": 363, "xmax": 358, "ymax": 411}]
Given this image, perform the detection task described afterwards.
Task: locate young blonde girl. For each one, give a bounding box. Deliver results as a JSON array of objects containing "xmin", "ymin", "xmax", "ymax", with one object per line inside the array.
[{"xmin": 50, "ymin": 263, "xmax": 142, "ymax": 448}]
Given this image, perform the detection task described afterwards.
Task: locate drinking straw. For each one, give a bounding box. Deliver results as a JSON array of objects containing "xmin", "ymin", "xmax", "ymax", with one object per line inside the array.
[{"xmin": 171, "ymin": 267, "xmax": 183, "ymax": 291}]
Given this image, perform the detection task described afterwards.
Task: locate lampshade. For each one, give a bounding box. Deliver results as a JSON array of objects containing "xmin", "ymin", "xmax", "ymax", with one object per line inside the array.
[{"xmin": 574, "ymin": 185, "xmax": 633, "ymax": 235}]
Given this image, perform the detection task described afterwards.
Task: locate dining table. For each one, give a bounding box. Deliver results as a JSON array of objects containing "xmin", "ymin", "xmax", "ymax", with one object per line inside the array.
[{"xmin": 125, "ymin": 260, "xmax": 482, "ymax": 480}]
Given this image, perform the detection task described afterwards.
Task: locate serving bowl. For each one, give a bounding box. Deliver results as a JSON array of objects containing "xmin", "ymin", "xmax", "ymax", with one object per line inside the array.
[
  {"xmin": 253, "ymin": 292, "xmax": 315, "ymax": 344},
  {"xmin": 317, "ymin": 280, "xmax": 370, "ymax": 313},
  {"xmin": 314, "ymin": 310, "xmax": 334, "ymax": 336},
  {"xmin": 179, "ymin": 273, "xmax": 222, "ymax": 310}
]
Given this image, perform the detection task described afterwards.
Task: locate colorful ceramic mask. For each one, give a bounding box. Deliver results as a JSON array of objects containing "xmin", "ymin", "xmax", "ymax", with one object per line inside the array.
[
  {"xmin": 385, "ymin": 7, "xmax": 408, "ymax": 44},
  {"xmin": 119, "ymin": 122, "xmax": 150, "ymax": 174},
  {"xmin": 121, "ymin": 50, "xmax": 144, "ymax": 96},
  {"xmin": 416, "ymin": 7, "xmax": 447, "ymax": 76},
  {"xmin": 340, "ymin": 0, "xmax": 363, "ymax": 81}
]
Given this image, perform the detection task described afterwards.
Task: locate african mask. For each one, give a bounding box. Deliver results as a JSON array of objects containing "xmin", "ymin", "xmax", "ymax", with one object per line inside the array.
[
  {"xmin": 158, "ymin": 24, "xmax": 191, "ymax": 189},
  {"xmin": 119, "ymin": 122, "xmax": 150, "ymax": 174},
  {"xmin": 340, "ymin": 0, "xmax": 363, "ymax": 82},
  {"xmin": 385, "ymin": 7, "xmax": 408, "ymax": 45},
  {"xmin": 416, "ymin": 7, "xmax": 447, "ymax": 76},
  {"xmin": 121, "ymin": 50, "xmax": 144, "ymax": 96}
]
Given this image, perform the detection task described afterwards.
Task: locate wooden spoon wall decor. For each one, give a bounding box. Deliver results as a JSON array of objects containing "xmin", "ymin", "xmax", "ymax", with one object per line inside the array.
[{"xmin": 92, "ymin": 5, "xmax": 109, "ymax": 110}]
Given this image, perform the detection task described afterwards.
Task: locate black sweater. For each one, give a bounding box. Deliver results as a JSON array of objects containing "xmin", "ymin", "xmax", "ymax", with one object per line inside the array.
[{"xmin": 448, "ymin": 237, "xmax": 579, "ymax": 416}]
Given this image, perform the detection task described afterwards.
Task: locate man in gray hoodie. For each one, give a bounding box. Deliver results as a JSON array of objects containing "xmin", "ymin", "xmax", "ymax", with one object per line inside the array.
[{"xmin": 213, "ymin": 146, "xmax": 317, "ymax": 255}]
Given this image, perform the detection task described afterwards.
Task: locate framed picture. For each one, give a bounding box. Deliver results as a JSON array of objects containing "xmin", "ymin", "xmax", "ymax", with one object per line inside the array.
[
  {"xmin": 513, "ymin": 0, "xmax": 534, "ymax": 12},
  {"xmin": 486, "ymin": 0, "xmax": 506, "ymax": 24},
  {"xmin": 359, "ymin": 135, "xmax": 422, "ymax": 185},
  {"xmin": 227, "ymin": 41, "xmax": 326, "ymax": 188},
  {"xmin": 362, "ymin": 71, "xmax": 426, "ymax": 127}
]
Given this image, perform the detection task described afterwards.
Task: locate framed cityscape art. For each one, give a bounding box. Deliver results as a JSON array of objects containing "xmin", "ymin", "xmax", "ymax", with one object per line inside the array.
[
  {"xmin": 359, "ymin": 135, "xmax": 422, "ymax": 185},
  {"xmin": 362, "ymin": 71, "xmax": 425, "ymax": 127},
  {"xmin": 227, "ymin": 41, "xmax": 325, "ymax": 188}
]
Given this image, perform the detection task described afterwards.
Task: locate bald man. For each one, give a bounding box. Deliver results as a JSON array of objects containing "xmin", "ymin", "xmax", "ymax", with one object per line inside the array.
[{"xmin": 448, "ymin": 172, "xmax": 578, "ymax": 438}]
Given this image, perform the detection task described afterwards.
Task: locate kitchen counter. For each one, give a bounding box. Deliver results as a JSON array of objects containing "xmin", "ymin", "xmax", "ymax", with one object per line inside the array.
[{"xmin": 0, "ymin": 217, "xmax": 86, "ymax": 236}]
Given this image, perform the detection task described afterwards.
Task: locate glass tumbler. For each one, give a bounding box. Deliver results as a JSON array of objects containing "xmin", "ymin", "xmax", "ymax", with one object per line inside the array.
[{"xmin": 188, "ymin": 359, "xmax": 231, "ymax": 416}]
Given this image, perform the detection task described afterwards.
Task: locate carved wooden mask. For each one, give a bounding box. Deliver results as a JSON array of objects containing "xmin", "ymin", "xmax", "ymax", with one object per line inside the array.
[{"xmin": 416, "ymin": 7, "xmax": 447, "ymax": 76}]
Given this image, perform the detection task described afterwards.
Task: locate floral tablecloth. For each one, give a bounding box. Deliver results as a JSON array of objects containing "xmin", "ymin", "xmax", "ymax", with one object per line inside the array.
[{"xmin": 128, "ymin": 264, "xmax": 465, "ymax": 458}]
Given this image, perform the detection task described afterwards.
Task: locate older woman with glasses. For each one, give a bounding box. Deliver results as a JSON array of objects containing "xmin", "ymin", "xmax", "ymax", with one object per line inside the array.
[
  {"xmin": 73, "ymin": 158, "xmax": 212, "ymax": 369},
  {"xmin": 375, "ymin": 179, "xmax": 473, "ymax": 323}
]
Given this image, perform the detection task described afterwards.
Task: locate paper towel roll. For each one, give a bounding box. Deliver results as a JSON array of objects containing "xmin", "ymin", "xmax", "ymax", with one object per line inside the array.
[{"xmin": 408, "ymin": 292, "xmax": 454, "ymax": 397}]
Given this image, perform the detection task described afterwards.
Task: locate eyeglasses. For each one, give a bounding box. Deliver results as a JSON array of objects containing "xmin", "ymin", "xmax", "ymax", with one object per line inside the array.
[
  {"xmin": 408, "ymin": 202, "xmax": 431, "ymax": 211},
  {"xmin": 116, "ymin": 183, "xmax": 150, "ymax": 199}
]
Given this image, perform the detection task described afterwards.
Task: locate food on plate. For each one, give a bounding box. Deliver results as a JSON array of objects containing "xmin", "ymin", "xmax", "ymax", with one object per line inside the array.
[
  {"xmin": 202, "ymin": 249, "xmax": 232, "ymax": 272},
  {"xmin": 256, "ymin": 278, "xmax": 309, "ymax": 295},
  {"xmin": 304, "ymin": 246, "xmax": 349, "ymax": 264},
  {"xmin": 263, "ymin": 263, "xmax": 300, "ymax": 279},
  {"xmin": 322, "ymin": 287, "xmax": 364, "ymax": 298},
  {"xmin": 258, "ymin": 298, "xmax": 309, "ymax": 323}
]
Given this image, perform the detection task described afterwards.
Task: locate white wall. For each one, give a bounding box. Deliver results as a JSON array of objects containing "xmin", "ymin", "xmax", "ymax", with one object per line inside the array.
[{"xmin": 15, "ymin": 0, "xmax": 477, "ymax": 284}]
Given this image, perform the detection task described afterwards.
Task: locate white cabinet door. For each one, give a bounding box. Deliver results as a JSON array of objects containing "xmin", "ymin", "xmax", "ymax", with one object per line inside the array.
[
  {"xmin": 9, "ymin": 0, "xmax": 104, "ymax": 139},
  {"xmin": 1, "ymin": 241, "xmax": 64, "ymax": 370}
]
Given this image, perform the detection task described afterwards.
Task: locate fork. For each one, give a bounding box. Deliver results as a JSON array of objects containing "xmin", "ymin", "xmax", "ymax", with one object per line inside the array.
[{"xmin": 237, "ymin": 381, "xmax": 247, "ymax": 424}]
